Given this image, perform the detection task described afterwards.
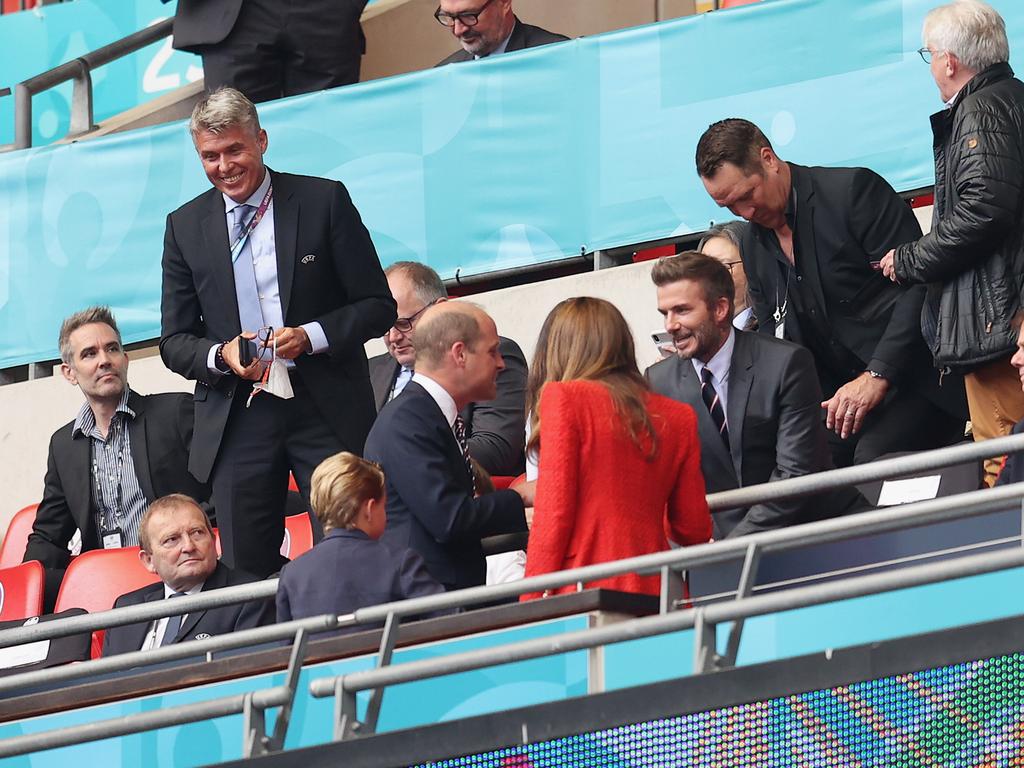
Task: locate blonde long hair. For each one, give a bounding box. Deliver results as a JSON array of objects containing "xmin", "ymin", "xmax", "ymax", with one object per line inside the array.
[{"xmin": 526, "ymin": 297, "xmax": 657, "ymax": 460}]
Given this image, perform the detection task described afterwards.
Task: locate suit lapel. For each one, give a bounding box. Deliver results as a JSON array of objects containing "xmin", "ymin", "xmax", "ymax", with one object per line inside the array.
[
  {"xmin": 201, "ymin": 192, "xmax": 241, "ymax": 335},
  {"xmin": 406, "ymin": 382, "xmax": 474, "ymax": 492},
  {"xmin": 126, "ymin": 392, "xmax": 156, "ymax": 504},
  {"xmin": 790, "ymin": 164, "xmax": 830, "ymax": 321},
  {"xmin": 505, "ymin": 17, "xmax": 526, "ymax": 52},
  {"xmin": 371, "ymin": 357, "xmax": 400, "ymax": 411},
  {"xmin": 175, "ymin": 564, "xmax": 226, "ymax": 642},
  {"xmin": 271, "ymin": 171, "xmax": 298, "ymax": 322},
  {"xmin": 69, "ymin": 433, "xmax": 96, "ymax": 545},
  {"xmin": 672, "ymin": 358, "xmax": 737, "ymax": 483},
  {"xmin": 726, "ymin": 332, "xmax": 754, "ymax": 480},
  {"xmin": 123, "ymin": 587, "xmax": 164, "ymax": 652}
]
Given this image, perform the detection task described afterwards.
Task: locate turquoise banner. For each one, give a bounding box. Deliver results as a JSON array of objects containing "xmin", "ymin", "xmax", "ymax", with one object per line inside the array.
[
  {"xmin": 0, "ymin": 0, "xmax": 202, "ymax": 148},
  {"xmin": 3, "ymin": 0, "xmax": 1024, "ymax": 367}
]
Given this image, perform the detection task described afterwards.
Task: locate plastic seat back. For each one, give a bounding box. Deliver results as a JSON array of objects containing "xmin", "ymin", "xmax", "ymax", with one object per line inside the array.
[
  {"xmin": 0, "ymin": 504, "xmax": 39, "ymax": 569},
  {"xmin": 0, "ymin": 560, "xmax": 45, "ymax": 622},
  {"xmin": 280, "ymin": 513, "xmax": 314, "ymax": 560},
  {"xmin": 54, "ymin": 547, "xmax": 159, "ymax": 658}
]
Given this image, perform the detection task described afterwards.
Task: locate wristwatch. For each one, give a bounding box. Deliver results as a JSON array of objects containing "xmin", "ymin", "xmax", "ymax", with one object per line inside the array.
[{"xmin": 866, "ymin": 370, "xmax": 886, "ymax": 380}]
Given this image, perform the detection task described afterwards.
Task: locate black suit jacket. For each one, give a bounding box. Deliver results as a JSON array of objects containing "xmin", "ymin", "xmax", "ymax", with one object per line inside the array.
[
  {"xmin": 436, "ymin": 17, "xmax": 569, "ymax": 66},
  {"xmin": 161, "ymin": 0, "xmax": 243, "ymax": 52},
  {"xmin": 364, "ymin": 381, "xmax": 527, "ymax": 590},
  {"xmin": 646, "ymin": 332, "xmax": 864, "ymax": 539},
  {"xmin": 101, "ymin": 562, "xmax": 275, "ymax": 657},
  {"xmin": 742, "ymin": 163, "xmax": 965, "ymax": 418},
  {"xmin": 368, "ymin": 336, "xmax": 528, "ymax": 476},
  {"xmin": 25, "ymin": 391, "xmax": 210, "ymax": 605},
  {"xmin": 160, "ymin": 170, "xmax": 396, "ymax": 481},
  {"xmin": 277, "ymin": 528, "xmax": 447, "ymax": 630}
]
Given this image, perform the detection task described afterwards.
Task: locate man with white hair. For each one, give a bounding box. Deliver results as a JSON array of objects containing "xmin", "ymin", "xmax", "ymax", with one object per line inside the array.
[{"xmin": 881, "ymin": 0, "xmax": 1024, "ymax": 485}]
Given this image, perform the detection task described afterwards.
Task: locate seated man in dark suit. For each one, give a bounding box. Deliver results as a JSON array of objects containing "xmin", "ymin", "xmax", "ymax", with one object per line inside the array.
[
  {"xmin": 25, "ymin": 307, "xmax": 209, "ymax": 611},
  {"xmin": 434, "ymin": 0, "xmax": 568, "ymax": 65},
  {"xmin": 645, "ymin": 253, "xmax": 866, "ymax": 538},
  {"xmin": 102, "ymin": 495, "xmax": 274, "ymax": 656},
  {"xmin": 277, "ymin": 451, "xmax": 446, "ymax": 630},
  {"xmin": 365, "ymin": 302, "xmax": 532, "ymax": 590},
  {"xmin": 369, "ymin": 261, "xmax": 527, "ymax": 476}
]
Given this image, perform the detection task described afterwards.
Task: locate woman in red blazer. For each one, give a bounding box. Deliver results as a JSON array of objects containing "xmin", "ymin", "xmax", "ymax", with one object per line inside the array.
[{"xmin": 522, "ymin": 297, "xmax": 712, "ymax": 598}]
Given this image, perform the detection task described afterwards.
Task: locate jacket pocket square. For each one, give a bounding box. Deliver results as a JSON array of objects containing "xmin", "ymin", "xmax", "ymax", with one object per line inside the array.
[{"xmin": 301, "ymin": 254, "xmax": 316, "ymax": 264}]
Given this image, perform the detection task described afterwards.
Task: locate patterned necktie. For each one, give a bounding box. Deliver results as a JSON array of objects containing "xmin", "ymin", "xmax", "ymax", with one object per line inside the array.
[
  {"xmin": 159, "ymin": 592, "xmax": 187, "ymax": 647},
  {"xmin": 453, "ymin": 415, "xmax": 477, "ymax": 495},
  {"xmin": 700, "ymin": 367, "xmax": 730, "ymax": 451}
]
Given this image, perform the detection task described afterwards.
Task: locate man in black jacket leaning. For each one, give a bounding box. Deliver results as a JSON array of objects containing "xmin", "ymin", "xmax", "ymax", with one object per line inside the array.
[
  {"xmin": 881, "ymin": 0, "xmax": 1024, "ymax": 485},
  {"xmin": 696, "ymin": 119, "xmax": 966, "ymax": 468}
]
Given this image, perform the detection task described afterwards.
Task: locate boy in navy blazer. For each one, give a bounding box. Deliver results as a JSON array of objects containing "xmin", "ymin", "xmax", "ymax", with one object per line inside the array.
[{"xmin": 276, "ymin": 453, "xmax": 446, "ymax": 629}]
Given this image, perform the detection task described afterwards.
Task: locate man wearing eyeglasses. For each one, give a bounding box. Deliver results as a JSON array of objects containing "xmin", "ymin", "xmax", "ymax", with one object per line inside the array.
[
  {"xmin": 434, "ymin": 0, "xmax": 567, "ymax": 66},
  {"xmin": 879, "ymin": 0, "xmax": 1024, "ymax": 486},
  {"xmin": 696, "ymin": 118, "xmax": 967, "ymax": 468},
  {"xmin": 368, "ymin": 261, "xmax": 527, "ymax": 477}
]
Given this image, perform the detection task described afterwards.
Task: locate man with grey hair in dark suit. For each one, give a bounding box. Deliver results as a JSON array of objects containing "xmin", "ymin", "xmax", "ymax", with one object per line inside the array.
[
  {"xmin": 645, "ymin": 252, "xmax": 865, "ymax": 539},
  {"xmin": 434, "ymin": 0, "xmax": 567, "ymax": 66}
]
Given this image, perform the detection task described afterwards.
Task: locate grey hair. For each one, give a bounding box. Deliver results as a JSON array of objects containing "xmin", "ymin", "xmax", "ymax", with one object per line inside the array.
[
  {"xmin": 698, "ymin": 220, "xmax": 748, "ymax": 252},
  {"xmin": 923, "ymin": 0, "xmax": 1009, "ymax": 73},
  {"xmin": 58, "ymin": 306, "xmax": 121, "ymax": 364},
  {"xmin": 385, "ymin": 261, "xmax": 448, "ymax": 305},
  {"xmin": 189, "ymin": 86, "xmax": 262, "ymax": 138}
]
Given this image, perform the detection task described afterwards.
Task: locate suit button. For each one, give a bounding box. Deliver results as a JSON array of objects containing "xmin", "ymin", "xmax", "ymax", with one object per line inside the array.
[{"xmin": 796, "ymin": 275, "xmax": 803, "ymax": 282}]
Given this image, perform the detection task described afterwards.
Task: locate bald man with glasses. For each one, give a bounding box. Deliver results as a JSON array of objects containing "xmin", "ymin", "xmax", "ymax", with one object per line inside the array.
[{"xmin": 434, "ymin": 0, "xmax": 567, "ymax": 65}]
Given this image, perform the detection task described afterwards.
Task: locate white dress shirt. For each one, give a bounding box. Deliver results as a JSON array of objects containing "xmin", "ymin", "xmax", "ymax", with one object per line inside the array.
[
  {"xmin": 411, "ymin": 372, "xmax": 459, "ymax": 435},
  {"xmin": 139, "ymin": 581, "xmax": 205, "ymax": 651}
]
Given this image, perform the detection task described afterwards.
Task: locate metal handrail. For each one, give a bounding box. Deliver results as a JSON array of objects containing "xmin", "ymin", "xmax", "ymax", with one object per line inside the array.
[
  {"xmin": 707, "ymin": 432, "xmax": 1024, "ymax": 511},
  {"xmin": 309, "ymin": 546, "xmax": 1024, "ymax": 736},
  {"xmin": 12, "ymin": 17, "xmax": 173, "ymax": 150},
  {"xmin": 2, "ymin": 482, "xmax": 1021, "ymax": 698}
]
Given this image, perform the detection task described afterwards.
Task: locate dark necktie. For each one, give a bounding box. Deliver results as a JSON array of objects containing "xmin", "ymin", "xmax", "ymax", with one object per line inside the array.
[
  {"xmin": 700, "ymin": 368, "xmax": 730, "ymax": 451},
  {"xmin": 159, "ymin": 592, "xmax": 188, "ymax": 647},
  {"xmin": 453, "ymin": 415, "xmax": 477, "ymax": 495}
]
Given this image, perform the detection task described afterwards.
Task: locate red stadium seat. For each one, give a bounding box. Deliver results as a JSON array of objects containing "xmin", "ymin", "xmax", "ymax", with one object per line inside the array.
[
  {"xmin": 54, "ymin": 547, "xmax": 159, "ymax": 658},
  {"xmin": 280, "ymin": 513, "xmax": 314, "ymax": 560},
  {"xmin": 721, "ymin": 0, "xmax": 761, "ymax": 7},
  {"xmin": 0, "ymin": 561, "xmax": 45, "ymax": 622},
  {"xmin": 0, "ymin": 504, "xmax": 38, "ymax": 569}
]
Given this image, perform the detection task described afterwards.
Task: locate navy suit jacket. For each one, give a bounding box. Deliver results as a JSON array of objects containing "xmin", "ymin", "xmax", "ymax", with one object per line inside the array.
[
  {"xmin": 160, "ymin": 170, "xmax": 395, "ymax": 481},
  {"xmin": 364, "ymin": 381, "xmax": 527, "ymax": 590},
  {"xmin": 368, "ymin": 336, "xmax": 528, "ymax": 476},
  {"xmin": 101, "ymin": 562, "xmax": 275, "ymax": 657},
  {"xmin": 276, "ymin": 528, "xmax": 447, "ymax": 629}
]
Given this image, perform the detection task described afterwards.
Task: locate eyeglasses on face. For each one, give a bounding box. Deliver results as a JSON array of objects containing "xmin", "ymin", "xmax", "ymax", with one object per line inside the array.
[
  {"xmin": 391, "ymin": 299, "xmax": 440, "ymax": 334},
  {"xmin": 434, "ymin": 0, "xmax": 495, "ymax": 27},
  {"xmin": 917, "ymin": 47, "xmax": 945, "ymax": 63}
]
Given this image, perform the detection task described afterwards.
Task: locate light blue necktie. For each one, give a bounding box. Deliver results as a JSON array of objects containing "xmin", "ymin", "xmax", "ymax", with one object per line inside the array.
[
  {"xmin": 390, "ymin": 366, "xmax": 414, "ymax": 401},
  {"xmin": 231, "ymin": 204, "xmax": 266, "ymax": 334}
]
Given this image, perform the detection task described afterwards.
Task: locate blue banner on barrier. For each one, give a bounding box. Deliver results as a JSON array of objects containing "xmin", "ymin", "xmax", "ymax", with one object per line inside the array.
[{"xmin": 2, "ymin": 0, "xmax": 1023, "ymax": 368}]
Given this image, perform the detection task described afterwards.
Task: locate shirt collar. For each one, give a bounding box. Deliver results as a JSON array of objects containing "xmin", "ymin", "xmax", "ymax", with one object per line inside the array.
[
  {"xmin": 223, "ymin": 167, "xmax": 271, "ymax": 215},
  {"xmin": 691, "ymin": 327, "xmax": 736, "ymax": 384},
  {"xmin": 476, "ymin": 20, "xmax": 515, "ymax": 58},
  {"xmin": 733, "ymin": 307, "xmax": 754, "ymax": 330},
  {"xmin": 163, "ymin": 580, "xmax": 205, "ymax": 599},
  {"xmin": 411, "ymin": 372, "xmax": 459, "ymax": 428},
  {"xmin": 72, "ymin": 387, "xmax": 135, "ymax": 439}
]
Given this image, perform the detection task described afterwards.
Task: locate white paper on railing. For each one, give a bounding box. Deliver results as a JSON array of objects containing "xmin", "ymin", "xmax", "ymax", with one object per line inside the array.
[
  {"xmin": 876, "ymin": 476, "xmax": 942, "ymax": 506},
  {"xmin": 0, "ymin": 640, "xmax": 49, "ymax": 669}
]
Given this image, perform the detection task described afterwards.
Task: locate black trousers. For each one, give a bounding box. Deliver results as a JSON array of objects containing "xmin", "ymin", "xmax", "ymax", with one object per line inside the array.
[
  {"xmin": 210, "ymin": 374, "xmax": 344, "ymax": 577},
  {"xmin": 200, "ymin": 0, "xmax": 368, "ymax": 104},
  {"xmin": 826, "ymin": 388, "xmax": 966, "ymax": 468}
]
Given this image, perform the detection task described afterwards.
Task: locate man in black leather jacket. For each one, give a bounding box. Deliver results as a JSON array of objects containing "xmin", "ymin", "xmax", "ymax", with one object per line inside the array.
[{"xmin": 881, "ymin": 0, "xmax": 1024, "ymax": 485}]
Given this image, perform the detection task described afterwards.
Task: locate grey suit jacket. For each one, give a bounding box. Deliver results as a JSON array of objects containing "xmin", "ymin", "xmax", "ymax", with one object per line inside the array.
[
  {"xmin": 368, "ymin": 336, "xmax": 527, "ymax": 476},
  {"xmin": 436, "ymin": 17, "xmax": 569, "ymax": 66},
  {"xmin": 646, "ymin": 330, "xmax": 865, "ymax": 538}
]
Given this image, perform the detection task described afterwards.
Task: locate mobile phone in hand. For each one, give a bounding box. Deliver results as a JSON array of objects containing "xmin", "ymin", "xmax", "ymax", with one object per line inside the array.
[{"xmin": 238, "ymin": 337, "xmax": 259, "ymax": 367}]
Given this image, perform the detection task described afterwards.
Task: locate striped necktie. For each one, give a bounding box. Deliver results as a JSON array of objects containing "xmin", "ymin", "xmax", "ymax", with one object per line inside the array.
[
  {"xmin": 159, "ymin": 592, "xmax": 188, "ymax": 647},
  {"xmin": 700, "ymin": 367, "xmax": 730, "ymax": 451},
  {"xmin": 453, "ymin": 415, "xmax": 477, "ymax": 495}
]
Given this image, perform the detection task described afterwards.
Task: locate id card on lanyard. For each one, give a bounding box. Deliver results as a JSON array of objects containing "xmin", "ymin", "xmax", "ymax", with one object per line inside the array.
[{"xmin": 230, "ymin": 184, "xmax": 274, "ymax": 263}]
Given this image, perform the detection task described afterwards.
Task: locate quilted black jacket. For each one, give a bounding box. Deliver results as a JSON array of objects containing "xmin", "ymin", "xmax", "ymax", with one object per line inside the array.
[{"xmin": 894, "ymin": 62, "xmax": 1024, "ymax": 369}]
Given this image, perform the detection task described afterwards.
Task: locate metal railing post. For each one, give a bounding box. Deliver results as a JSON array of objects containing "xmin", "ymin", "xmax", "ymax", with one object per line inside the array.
[
  {"xmin": 14, "ymin": 83, "xmax": 31, "ymax": 150},
  {"xmin": 363, "ymin": 611, "xmax": 400, "ymax": 736},
  {"xmin": 68, "ymin": 59, "xmax": 96, "ymax": 137},
  {"xmin": 692, "ymin": 608, "xmax": 716, "ymax": 674},
  {"xmin": 334, "ymin": 678, "xmax": 360, "ymax": 741},
  {"xmin": 659, "ymin": 564, "xmax": 684, "ymax": 614},
  {"xmin": 718, "ymin": 541, "xmax": 761, "ymax": 669}
]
